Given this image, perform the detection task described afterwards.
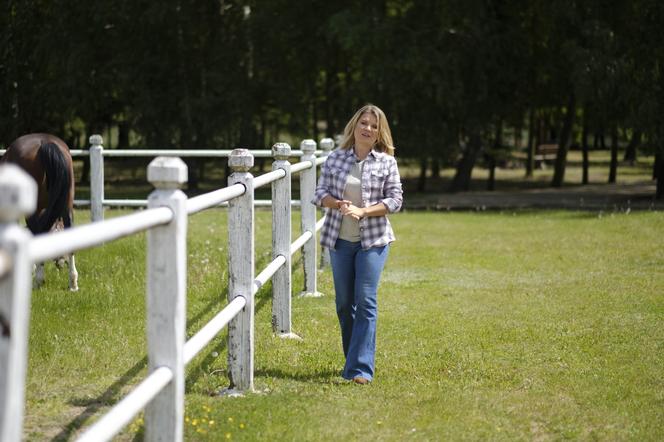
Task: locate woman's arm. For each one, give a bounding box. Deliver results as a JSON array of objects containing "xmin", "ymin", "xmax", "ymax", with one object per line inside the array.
[
  {"xmin": 321, "ymin": 195, "xmax": 352, "ymax": 210},
  {"xmin": 340, "ymin": 202, "xmax": 388, "ymax": 219}
]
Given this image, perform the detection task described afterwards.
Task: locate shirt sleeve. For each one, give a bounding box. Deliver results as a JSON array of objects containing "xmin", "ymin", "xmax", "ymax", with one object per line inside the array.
[
  {"xmin": 313, "ymin": 156, "xmax": 335, "ymax": 207},
  {"xmin": 380, "ymin": 157, "xmax": 403, "ymax": 213}
]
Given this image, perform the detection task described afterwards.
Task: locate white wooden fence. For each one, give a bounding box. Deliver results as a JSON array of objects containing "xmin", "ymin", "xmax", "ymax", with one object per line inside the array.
[
  {"xmin": 1, "ymin": 138, "xmax": 329, "ymax": 221},
  {"xmin": 0, "ymin": 138, "xmax": 331, "ymax": 441}
]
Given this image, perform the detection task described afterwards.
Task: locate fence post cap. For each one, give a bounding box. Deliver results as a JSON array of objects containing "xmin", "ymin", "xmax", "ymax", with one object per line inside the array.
[
  {"xmin": 0, "ymin": 164, "xmax": 37, "ymax": 221},
  {"xmin": 319, "ymin": 138, "xmax": 334, "ymax": 152},
  {"xmin": 272, "ymin": 142, "xmax": 291, "ymax": 160},
  {"xmin": 147, "ymin": 156, "xmax": 188, "ymax": 189},
  {"xmin": 89, "ymin": 134, "xmax": 104, "ymax": 146},
  {"xmin": 300, "ymin": 139, "xmax": 316, "ymax": 154},
  {"xmin": 229, "ymin": 148, "xmax": 254, "ymax": 171}
]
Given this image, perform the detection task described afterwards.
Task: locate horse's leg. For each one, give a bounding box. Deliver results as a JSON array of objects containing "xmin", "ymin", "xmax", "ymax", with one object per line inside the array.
[
  {"xmin": 34, "ymin": 262, "xmax": 45, "ymax": 288},
  {"xmin": 63, "ymin": 206, "xmax": 78, "ymax": 291},
  {"xmin": 51, "ymin": 218, "xmax": 67, "ymax": 269},
  {"xmin": 68, "ymin": 253, "xmax": 79, "ymax": 292}
]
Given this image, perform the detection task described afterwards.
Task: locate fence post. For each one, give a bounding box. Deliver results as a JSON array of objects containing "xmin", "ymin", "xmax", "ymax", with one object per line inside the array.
[
  {"xmin": 89, "ymin": 134, "xmax": 104, "ymax": 222},
  {"xmin": 271, "ymin": 143, "xmax": 299, "ymax": 338},
  {"xmin": 227, "ymin": 149, "xmax": 255, "ymax": 392},
  {"xmin": 318, "ymin": 138, "xmax": 334, "ymax": 269},
  {"xmin": 145, "ymin": 157, "xmax": 188, "ymax": 442},
  {"xmin": 299, "ymin": 139, "xmax": 322, "ymax": 297},
  {"xmin": 0, "ymin": 165, "xmax": 37, "ymax": 442}
]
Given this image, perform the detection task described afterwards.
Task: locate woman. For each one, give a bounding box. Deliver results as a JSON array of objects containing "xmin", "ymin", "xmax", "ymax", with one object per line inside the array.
[{"xmin": 314, "ymin": 104, "xmax": 403, "ymax": 384}]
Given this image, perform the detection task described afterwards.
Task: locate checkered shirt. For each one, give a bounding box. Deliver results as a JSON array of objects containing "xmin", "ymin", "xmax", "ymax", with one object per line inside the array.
[{"xmin": 314, "ymin": 148, "xmax": 403, "ymax": 250}]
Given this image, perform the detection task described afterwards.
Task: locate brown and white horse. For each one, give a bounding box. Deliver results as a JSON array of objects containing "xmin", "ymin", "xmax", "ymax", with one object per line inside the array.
[{"xmin": 1, "ymin": 133, "xmax": 78, "ymax": 290}]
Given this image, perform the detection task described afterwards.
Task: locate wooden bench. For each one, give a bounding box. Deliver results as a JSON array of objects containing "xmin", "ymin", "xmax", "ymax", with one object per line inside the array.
[{"xmin": 534, "ymin": 143, "xmax": 558, "ymax": 168}]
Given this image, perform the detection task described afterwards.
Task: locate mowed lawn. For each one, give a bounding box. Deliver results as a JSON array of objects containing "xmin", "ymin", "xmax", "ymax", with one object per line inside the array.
[{"xmin": 23, "ymin": 209, "xmax": 663, "ymax": 441}]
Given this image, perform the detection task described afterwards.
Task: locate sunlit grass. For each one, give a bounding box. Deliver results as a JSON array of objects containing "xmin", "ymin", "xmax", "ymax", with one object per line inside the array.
[{"xmin": 22, "ymin": 208, "xmax": 664, "ymax": 440}]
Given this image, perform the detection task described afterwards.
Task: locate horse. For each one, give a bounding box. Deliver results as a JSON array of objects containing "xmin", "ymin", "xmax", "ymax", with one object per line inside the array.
[{"xmin": 1, "ymin": 133, "xmax": 79, "ymax": 291}]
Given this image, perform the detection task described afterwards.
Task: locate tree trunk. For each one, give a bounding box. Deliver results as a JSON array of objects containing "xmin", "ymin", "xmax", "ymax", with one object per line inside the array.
[
  {"xmin": 417, "ymin": 157, "xmax": 427, "ymax": 192},
  {"xmin": 551, "ymin": 93, "xmax": 576, "ymax": 187},
  {"xmin": 449, "ymin": 129, "xmax": 482, "ymax": 192},
  {"xmin": 656, "ymin": 152, "xmax": 664, "ymax": 199},
  {"xmin": 487, "ymin": 157, "xmax": 496, "ymax": 191},
  {"xmin": 312, "ymin": 98, "xmax": 319, "ymax": 142},
  {"xmin": 118, "ymin": 121, "xmax": 130, "ymax": 149},
  {"xmin": 430, "ymin": 157, "xmax": 440, "ymax": 178},
  {"xmin": 525, "ymin": 108, "xmax": 535, "ymax": 177},
  {"xmin": 487, "ymin": 120, "xmax": 502, "ymax": 191},
  {"xmin": 608, "ymin": 127, "xmax": 618, "ymax": 183},
  {"xmin": 176, "ymin": 1, "xmax": 197, "ymax": 190},
  {"xmin": 514, "ymin": 123, "xmax": 522, "ymax": 151},
  {"xmin": 186, "ymin": 159, "xmax": 199, "ymax": 190},
  {"xmin": 581, "ymin": 115, "xmax": 589, "ymax": 185},
  {"xmin": 623, "ymin": 130, "xmax": 640, "ymax": 165}
]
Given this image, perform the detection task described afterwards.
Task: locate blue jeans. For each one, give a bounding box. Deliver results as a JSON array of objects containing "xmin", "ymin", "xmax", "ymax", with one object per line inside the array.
[{"xmin": 329, "ymin": 239, "xmax": 389, "ymax": 381}]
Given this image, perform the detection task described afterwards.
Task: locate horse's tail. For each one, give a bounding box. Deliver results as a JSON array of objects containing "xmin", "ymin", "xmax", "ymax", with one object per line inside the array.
[{"xmin": 28, "ymin": 142, "xmax": 71, "ymax": 234}]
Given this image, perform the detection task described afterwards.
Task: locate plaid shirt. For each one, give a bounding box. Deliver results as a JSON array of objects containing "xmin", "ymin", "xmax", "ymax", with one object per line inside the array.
[{"xmin": 314, "ymin": 148, "xmax": 403, "ymax": 250}]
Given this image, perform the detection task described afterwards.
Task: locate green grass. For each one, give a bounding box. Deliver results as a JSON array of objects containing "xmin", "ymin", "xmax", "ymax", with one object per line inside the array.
[{"xmin": 24, "ymin": 209, "xmax": 664, "ymax": 440}]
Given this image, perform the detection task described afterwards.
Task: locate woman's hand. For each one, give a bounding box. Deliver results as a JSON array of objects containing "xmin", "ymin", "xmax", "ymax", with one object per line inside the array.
[
  {"xmin": 340, "ymin": 204, "xmax": 366, "ymax": 220},
  {"xmin": 336, "ymin": 199, "xmax": 352, "ymax": 210}
]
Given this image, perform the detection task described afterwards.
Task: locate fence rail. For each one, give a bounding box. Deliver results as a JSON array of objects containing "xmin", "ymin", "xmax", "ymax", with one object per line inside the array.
[
  {"xmin": 0, "ymin": 137, "xmax": 333, "ymax": 442},
  {"xmin": 1, "ymin": 143, "xmax": 327, "ymax": 219}
]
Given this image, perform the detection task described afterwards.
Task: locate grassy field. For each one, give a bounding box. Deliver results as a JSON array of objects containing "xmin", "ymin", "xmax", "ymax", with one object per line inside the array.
[{"xmin": 23, "ymin": 208, "xmax": 663, "ymax": 441}]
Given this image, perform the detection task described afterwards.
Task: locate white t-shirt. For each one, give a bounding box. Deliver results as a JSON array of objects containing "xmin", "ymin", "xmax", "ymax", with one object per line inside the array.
[{"xmin": 338, "ymin": 160, "xmax": 364, "ymax": 242}]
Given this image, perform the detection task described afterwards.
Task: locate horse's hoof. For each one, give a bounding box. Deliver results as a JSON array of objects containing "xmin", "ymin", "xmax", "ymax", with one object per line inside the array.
[{"xmin": 69, "ymin": 286, "xmax": 79, "ymax": 292}]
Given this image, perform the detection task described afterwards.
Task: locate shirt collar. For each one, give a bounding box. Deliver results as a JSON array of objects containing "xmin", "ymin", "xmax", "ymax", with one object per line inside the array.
[{"xmin": 347, "ymin": 146, "xmax": 386, "ymax": 161}]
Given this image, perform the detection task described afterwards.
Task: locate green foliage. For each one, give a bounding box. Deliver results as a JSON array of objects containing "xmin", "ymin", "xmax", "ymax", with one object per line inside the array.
[
  {"xmin": 23, "ymin": 209, "xmax": 664, "ymax": 440},
  {"xmin": 1, "ymin": 0, "xmax": 663, "ymax": 181}
]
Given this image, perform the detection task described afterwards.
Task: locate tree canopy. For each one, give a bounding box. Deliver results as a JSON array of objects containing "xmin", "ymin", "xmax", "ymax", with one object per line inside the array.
[{"xmin": 2, "ymin": 0, "xmax": 663, "ymax": 195}]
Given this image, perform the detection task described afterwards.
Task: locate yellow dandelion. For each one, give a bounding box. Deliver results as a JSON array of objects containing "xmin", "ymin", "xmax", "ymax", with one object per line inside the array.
[
  {"xmin": 185, "ymin": 417, "xmax": 190, "ymax": 422},
  {"xmin": 239, "ymin": 423, "xmax": 245, "ymax": 429},
  {"xmin": 377, "ymin": 421, "xmax": 383, "ymax": 425},
  {"xmin": 228, "ymin": 417, "xmax": 234, "ymax": 423},
  {"xmin": 225, "ymin": 432, "xmax": 232, "ymax": 439},
  {"xmin": 192, "ymin": 419, "xmax": 198, "ymax": 426},
  {"xmin": 209, "ymin": 420, "xmax": 215, "ymax": 426}
]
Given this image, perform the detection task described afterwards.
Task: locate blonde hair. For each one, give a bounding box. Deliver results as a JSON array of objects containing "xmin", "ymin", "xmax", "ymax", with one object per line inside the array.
[{"xmin": 339, "ymin": 104, "xmax": 395, "ymax": 156}]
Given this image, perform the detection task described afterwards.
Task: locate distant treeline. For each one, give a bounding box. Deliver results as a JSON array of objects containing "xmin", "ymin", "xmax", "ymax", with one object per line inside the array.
[{"xmin": 1, "ymin": 1, "xmax": 663, "ymax": 196}]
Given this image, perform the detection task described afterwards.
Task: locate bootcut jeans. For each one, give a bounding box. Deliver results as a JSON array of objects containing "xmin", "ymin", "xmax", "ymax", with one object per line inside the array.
[{"xmin": 329, "ymin": 238, "xmax": 390, "ymax": 381}]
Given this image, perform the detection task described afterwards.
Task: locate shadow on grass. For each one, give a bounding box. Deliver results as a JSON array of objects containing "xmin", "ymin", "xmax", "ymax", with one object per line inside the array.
[
  {"xmin": 183, "ymin": 289, "xmax": 273, "ymax": 391},
  {"xmin": 254, "ymin": 367, "xmax": 341, "ymax": 383},
  {"xmin": 52, "ymin": 355, "xmax": 148, "ymax": 441},
  {"xmin": 53, "ymin": 255, "xmax": 281, "ymax": 439}
]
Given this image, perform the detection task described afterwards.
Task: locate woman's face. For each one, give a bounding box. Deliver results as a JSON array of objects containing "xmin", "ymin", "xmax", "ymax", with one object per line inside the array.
[{"xmin": 354, "ymin": 112, "xmax": 379, "ymax": 149}]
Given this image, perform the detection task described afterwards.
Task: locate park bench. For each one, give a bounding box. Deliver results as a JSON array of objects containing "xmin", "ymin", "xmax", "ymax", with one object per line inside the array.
[{"xmin": 534, "ymin": 143, "xmax": 558, "ymax": 168}]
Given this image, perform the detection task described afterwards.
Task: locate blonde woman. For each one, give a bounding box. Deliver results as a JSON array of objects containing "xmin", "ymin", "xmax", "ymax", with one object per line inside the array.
[{"xmin": 314, "ymin": 104, "xmax": 403, "ymax": 384}]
